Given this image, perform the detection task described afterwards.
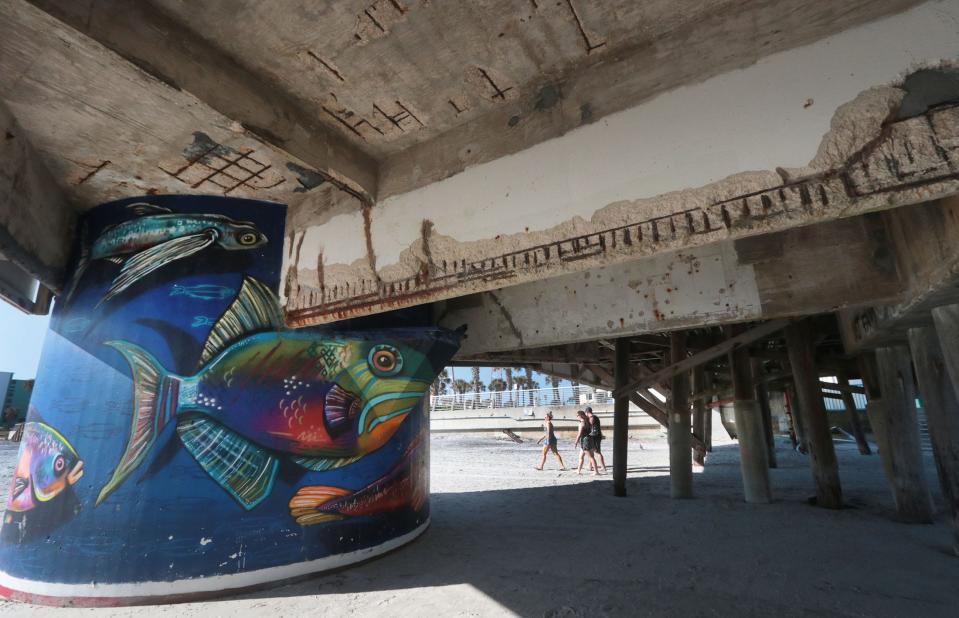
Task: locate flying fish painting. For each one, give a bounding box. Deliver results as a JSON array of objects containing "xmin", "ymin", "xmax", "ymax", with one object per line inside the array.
[
  {"xmin": 97, "ymin": 276, "xmax": 461, "ymax": 510},
  {"xmin": 65, "ymin": 203, "xmax": 267, "ymax": 306}
]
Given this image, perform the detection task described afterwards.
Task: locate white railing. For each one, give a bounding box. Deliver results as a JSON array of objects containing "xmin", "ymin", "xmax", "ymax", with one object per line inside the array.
[{"xmin": 429, "ymin": 385, "xmax": 613, "ymax": 412}]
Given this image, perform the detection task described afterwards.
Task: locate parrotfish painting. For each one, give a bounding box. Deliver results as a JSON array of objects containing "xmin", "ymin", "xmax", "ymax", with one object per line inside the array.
[
  {"xmin": 289, "ymin": 431, "xmax": 428, "ymax": 526},
  {"xmin": 3, "ymin": 421, "xmax": 84, "ymax": 542},
  {"xmin": 97, "ymin": 276, "xmax": 461, "ymax": 510},
  {"xmin": 65, "ymin": 202, "xmax": 267, "ymax": 306}
]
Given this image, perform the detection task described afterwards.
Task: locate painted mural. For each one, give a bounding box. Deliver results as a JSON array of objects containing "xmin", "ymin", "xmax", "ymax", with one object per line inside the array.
[{"xmin": 0, "ymin": 195, "xmax": 460, "ymax": 604}]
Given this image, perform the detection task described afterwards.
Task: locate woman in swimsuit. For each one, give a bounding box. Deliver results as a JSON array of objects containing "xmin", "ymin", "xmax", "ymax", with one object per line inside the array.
[
  {"xmin": 535, "ymin": 411, "xmax": 566, "ymax": 471},
  {"xmin": 574, "ymin": 410, "xmax": 599, "ymax": 475}
]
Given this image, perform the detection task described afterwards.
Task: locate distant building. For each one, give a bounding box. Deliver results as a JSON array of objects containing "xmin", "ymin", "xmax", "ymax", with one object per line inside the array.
[{"xmin": 1, "ymin": 372, "xmax": 33, "ymax": 425}]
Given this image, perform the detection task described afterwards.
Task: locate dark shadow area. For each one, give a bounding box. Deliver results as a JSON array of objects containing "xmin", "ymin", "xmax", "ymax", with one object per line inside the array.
[{"xmin": 208, "ymin": 442, "xmax": 959, "ymax": 617}]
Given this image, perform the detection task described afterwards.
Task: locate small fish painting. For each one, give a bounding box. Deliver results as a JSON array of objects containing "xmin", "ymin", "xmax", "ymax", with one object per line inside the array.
[
  {"xmin": 2, "ymin": 421, "xmax": 83, "ymax": 543},
  {"xmin": 60, "ymin": 317, "xmax": 92, "ymax": 335},
  {"xmin": 191, "ymin": 316, "xmax": 215, "ymax": 328},
  {"xmin": 65, "ymin": 202, "xmax": 267, "ymax": 306},
  {"xmin": 96, "ymin": 277, "xmax": 461, "ymax": 511},
  {"xmin": 288, "ymin": 431, "xmax": 428, "ymax": 526},
  {"xmin": 171, "ymin": 284, "xmax": 236, "ymax": 301}
]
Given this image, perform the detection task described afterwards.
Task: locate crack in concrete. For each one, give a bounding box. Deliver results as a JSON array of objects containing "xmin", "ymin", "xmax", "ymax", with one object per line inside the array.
[{"xmin": 488, "ymin": 290, "xmax": 524, "ymax": 346}]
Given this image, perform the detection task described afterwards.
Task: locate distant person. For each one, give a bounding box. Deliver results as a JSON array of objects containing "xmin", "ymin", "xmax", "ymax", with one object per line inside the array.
[
  {"xmin": 574, "ymin": 410, "xmax": 599, "ymax": 475},
  {"xmin": 585, "ymin": 407, "xmax": 608, "ymax": 473},
  {"xmin": 1, "ymin": 406, "xmax": 16, "ymax": 429},
  {"xmin": 534, "ymin": 411, "xmax": 566, "ymax": 471}
]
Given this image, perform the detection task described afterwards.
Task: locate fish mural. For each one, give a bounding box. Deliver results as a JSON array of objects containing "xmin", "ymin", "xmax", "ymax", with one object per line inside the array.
[
  {"xmin": 65, "ymin": 202, "xmax": 267, "ymax": 306},
  {"xmin": 289, "ymin": 431, "xmax": 428, "ymax": 526},
  {"xmin": 2, "ymin": 421, "xmax": 84, "ymax": 543},
  {"xmin": 5, "ymin": 422, "xmax": 84, "ymax": 514},
  {"xmin": 96, "ymin": 276, "xmax": 461, "ymax": 510},
  {"xmin": 171, "ymin": 284, "xmax": 236, "ymax": 301}
]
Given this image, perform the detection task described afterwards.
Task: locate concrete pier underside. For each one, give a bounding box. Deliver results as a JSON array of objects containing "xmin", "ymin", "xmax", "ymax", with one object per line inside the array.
[{"xmin": 2, "ymin": 0, "xmax": 959, "ymax": 611}]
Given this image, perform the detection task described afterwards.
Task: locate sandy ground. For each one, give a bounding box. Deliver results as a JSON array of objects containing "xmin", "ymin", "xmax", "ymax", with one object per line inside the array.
[{"xmin": 0, "ymin": 432, "xmax": 957, "ymax": 617}]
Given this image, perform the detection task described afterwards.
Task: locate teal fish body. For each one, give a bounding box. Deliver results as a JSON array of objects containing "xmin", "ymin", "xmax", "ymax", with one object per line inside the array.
[
  {"xmin": 65, "ymin": 202, "xmax": 267, "ymax": 306},
  {"xmin": 96, "ymin": 277, "xmax": 462, "ymax": 511}
]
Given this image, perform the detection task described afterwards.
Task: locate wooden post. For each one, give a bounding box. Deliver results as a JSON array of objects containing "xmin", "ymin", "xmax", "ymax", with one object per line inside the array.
[
  {"xmin": 692, "ymin": 365, "xmax": 707, "ymax": 466},
  {"xmin": 613, "ymin": 338, "xmax": 629, "ymax": 497},
  {"xmin": 918, "ymin": 314, "xmax": 959, "ymax": 552},
  {"xmin": 729, "ymin": 327, "xmax": 772, "ymax": 503},
  {"xmin": 785, "ymin": 321, "xmax": 842, "ymax": 509},
  {"xmin": 751, "ymin": 358, "xmax": 778, "ymax": 469},
  {"xmin": 837, "ymin": 369, "xmax": 871, "ymax": 455},
  {"xmin": 669, "ymin": 331, "xmax": 693, "ymax": 498},
  {"xmin": 786, "ymin": 382, "xmax": 807, "ymax": 453},
  {"xmin": 873, "ymin": 346, "xmax": 933, "ymax": 523}
]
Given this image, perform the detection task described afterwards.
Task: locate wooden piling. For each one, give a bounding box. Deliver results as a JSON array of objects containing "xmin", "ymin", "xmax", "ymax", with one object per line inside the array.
[
  {"xmin": 917, "ymin": 315, "xmax": 959, "ymax": 552},
  {"xmin": 785, "ymin": 321, "xmax": 842, "ymax": 509},
  {"xmin": 669, "ymin": 331, "xmax": 693, "ymax": 498},
  {"xmin": 873, "ymin": 345, "xmax": 933, "ymax": 523},
  {"xmin": 752, "ymin": 358, "xmax": 778, "ymax": 469},
  {"xmin": 613, "ymin": 337, "xmax": 629, "ymax": 497},
  {"xmin": 729, "ymin": 327, "xmax": 772, "ymax": 503},
  {"xmin": 837, "ymin": 368, "xmax": 871, "ymax": 455},
  {"xmin": 692, "ymin": 365, "xmax": 707, "ymax": 466}
]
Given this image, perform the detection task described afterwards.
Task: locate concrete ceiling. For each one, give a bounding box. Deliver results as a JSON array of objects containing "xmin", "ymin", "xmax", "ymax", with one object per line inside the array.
[{"xmin": 5, "ymin": 0, "xmax": 924, "ymax": 207}]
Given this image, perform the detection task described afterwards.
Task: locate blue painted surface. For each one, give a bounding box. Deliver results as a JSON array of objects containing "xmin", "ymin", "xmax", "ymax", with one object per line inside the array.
[{"xmin": 0, "ymin": 196, "xmax": 451, "ymax": 589}]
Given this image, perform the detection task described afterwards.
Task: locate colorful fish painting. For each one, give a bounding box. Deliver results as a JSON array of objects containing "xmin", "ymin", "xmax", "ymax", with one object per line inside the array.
[
  {"xmin": 288, "ymin": 431, "xmax": 428, "ymax": 526},
  {"xmin": 170, "ymin": 284, "xmax": 236, "ymax": 301},
  {"xmin": 65, "ymin": 203, "xmax": 267, "ymax": 306},
  {"xmin": 5, "ymin": 422, "xmax": 84, "ymax": 515},
  {"xmin": 96, "ymin": 276, "xmax": 461, "ymax": 510}
]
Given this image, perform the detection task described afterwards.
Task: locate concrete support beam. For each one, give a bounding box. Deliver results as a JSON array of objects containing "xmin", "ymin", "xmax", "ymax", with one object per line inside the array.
[
  {"xmin": 669, "ymin": 331, "xmax": 692, "ymax": 499},
  {"xmin": 729, "ymin": 327, "xmax": 771, "ymax": 504},
  {"xmin": 443, "ymin": 216, "xmax": 898, "ymax": 358},
  {"xmin": 30, "ymin": 0, "xmax": 377, "ymax": 200},
  {"xmin": 613, "ymin": 338, "xmax": 629, "ymax": 498},
  {"xmin": 872, "ymin": 346, "xmax": 934, "ymax": 523},
  {"xmin": 908, "ymin": 325, "xmax": 959, "ymax": 553},
  {"xmin": 0, "ymin": 101, "xmax": 72, "ymax": 309},
  {"xmin": 786, "ymin": 321, "xmax": 842, "ymax": 509}
]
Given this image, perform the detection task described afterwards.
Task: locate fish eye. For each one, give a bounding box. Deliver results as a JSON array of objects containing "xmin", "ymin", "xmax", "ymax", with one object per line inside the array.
[
  {"xmin": 368, "ymin": 345, "xmax": 403, "ymax": 377},
  {"xmin": 54, "ymin": 455, "xmax": 65, "ymax": 473},
  {"xmin": 237, "ymin": 231, "xmax": 259, "ymax": 246}
]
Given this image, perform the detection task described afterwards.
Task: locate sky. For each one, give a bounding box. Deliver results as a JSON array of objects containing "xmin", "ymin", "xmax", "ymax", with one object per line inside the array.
[{"xmin": 0, "ymin": 301, "xmax": 50, "ymax": 379}]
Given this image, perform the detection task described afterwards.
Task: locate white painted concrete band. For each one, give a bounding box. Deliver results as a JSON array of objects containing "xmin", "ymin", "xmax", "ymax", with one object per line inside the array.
[{"xmin": 0, "ymin": 519, "xmax": 429, "ymax": 600}]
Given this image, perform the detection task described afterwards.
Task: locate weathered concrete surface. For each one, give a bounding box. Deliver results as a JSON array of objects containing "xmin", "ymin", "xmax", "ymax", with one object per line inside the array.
[
  {"xmin": 0, "ymin": 0, "xmax": 347, "ymax": 211},
  {"xmin": 283, "ymin": 1, "xmax": 959, "ymax": 325},
  {"xmin": 0, "ymin": 100, "xmax": 72, "ymax": 305},
  {"xmin": 439, "ymin": 215, "xmax": 901, "ymax": 357}
]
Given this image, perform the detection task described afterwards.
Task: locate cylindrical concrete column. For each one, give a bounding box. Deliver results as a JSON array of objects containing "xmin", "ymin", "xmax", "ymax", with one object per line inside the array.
[
  {"xmin": 668, "ymin": 331, "xmax": 692, "ymax": 498},
  {"xmin": 729, "ymin": 329, "xmax": 771, "ymax": 504},
  {"xmin": 0, "ymin": 197, "xmax": 460, "ymax": 605}
]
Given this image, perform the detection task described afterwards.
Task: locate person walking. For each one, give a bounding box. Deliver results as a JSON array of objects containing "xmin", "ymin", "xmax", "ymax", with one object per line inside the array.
[
  {"xmin": 585, "ymin": 407, "xmax": 608, "ymax": 473},
  {"xmin": 534, "ymin": 411, "xmax": 566, "ymax": 470},
  {"xmin": 575, "ymin": 410, "xmax": 599, "ymax": 475}
]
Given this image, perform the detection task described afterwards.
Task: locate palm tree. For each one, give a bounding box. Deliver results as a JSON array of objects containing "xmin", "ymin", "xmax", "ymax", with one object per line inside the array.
[
  {"xmin": 471, "ymin": 366, "xmax": 481, "ymax": 408},
  {"xmin": 505, "ymin": 367, "xmax": 514, "ymax": 406},
  {"xmin": 489, "ymin": 377, "xmax": 507, "ymax": 407},
  {"xmin": 550, "ymin": 375, "xmax": 561, "ymax": 405},
  {"xmin": 525, "ymin": 367, "xmax": 534, "ymax": 406}
]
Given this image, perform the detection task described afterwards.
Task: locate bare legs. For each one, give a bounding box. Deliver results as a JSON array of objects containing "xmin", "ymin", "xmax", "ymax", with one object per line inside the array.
[
  {"xmin": 577, "ymin": 449, "xmax": 599, "ymax": 475},
  {"xmin": 594, "ymin": 447, "xmax": 608, "ymax": 473},
  {"xmin": 535, "ymin": 444, "xmax": 566, "ymax": 470}
]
